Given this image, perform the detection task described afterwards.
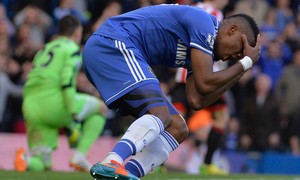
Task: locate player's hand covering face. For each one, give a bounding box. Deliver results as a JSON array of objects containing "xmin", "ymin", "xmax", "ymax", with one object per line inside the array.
[
  {"xmin": 241, "ymin": 34, "xmax": 261, "ymax": 63},
  {"xmin": 213, "ymin": 34, "xmax": 261, "ymax": 63},
  {"xmin": 213, "ymin": 27, "xmax": 244, "ymax": 62},
  {"xmin": 213, "ymin": 23, "xmax": 261, "ymax": 63}
]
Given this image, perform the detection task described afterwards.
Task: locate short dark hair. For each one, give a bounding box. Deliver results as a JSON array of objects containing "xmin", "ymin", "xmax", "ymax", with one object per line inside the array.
[
  {"xmin": 226, "ymin": 14, "xmax": 259, "ymax": 47},
  {"xmin": 58, "ymin": 15, "xmax": 81, "ymax": 36}
]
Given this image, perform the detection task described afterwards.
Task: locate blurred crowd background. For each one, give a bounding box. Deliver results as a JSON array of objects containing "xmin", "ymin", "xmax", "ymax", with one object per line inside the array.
[{"xmin": 0, "ymin": 0, "xmax": 300, "ymax": 168}]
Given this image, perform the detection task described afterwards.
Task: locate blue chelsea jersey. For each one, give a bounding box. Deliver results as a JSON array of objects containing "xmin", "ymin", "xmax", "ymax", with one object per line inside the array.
[{"xmin": 94, "ymin": 4, "xmax": 219, "ymax": 68}]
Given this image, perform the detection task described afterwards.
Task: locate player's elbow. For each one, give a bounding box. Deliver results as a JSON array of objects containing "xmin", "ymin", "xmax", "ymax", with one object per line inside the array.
[
  {"xmin": 188, "ymin": 94, "xmax": 216, "ymax": 110},
  {"xmin": 188, "ymin": 97, "xmax": 205, "ymax": 110},
  {"xmin": 194, "ymin": 78, "xmax": 215, "ymax": 95},
  {"xmin": 196, "ymin": 84, "xmax": 214, "ymax": 96}
]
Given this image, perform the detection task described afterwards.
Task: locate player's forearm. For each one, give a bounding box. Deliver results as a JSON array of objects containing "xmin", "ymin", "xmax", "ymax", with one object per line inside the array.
[
  {"xmin": 201, "ymin": 33, "xmax": 261, "ymax": 94},
  {"xmin": 199, "ymin": 73, "xmax": 243, "ymax": 109},
  {"xmin": 191, "ymin": 48, "xmax": 245, "ymax": 96},
  {"xmin": 187, "ymin": 72, "xmax": 243, "ymax": 110},
  {"xmin": 198, "ymin": 62, "xmax": 245, "ymax": 95},
  {"xmin": 201, "ymin": 34, "xmax": 261, "ymax": 93}
]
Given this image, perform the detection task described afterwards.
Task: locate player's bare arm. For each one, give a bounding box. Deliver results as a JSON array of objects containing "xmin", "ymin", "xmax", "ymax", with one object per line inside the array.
[
  {"xmin": 186, "ymin": 34, "xmax": 261, "ymax": 110},
  {"xmin": 186, "ymin": 72, "xmax": 243, "ymax": 110}
]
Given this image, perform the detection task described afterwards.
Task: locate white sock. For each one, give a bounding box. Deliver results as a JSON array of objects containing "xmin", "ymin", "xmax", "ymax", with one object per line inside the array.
[
  {"xmin": 124, "ymin": 131, "xmax": 179, "ymax": 177},
  {"xmin": 102, "ymin": 114, "xmax": 164, "ymax": 164}
]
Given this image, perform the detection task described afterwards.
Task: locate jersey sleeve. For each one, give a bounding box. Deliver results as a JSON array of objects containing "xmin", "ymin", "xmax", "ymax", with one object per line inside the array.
[
  {"xmin": 61, "ymin": 45, "xmax": 82, "ymax": 117},
  {"xmin": 183, "ymin": 9, "xmax": 218, "ymax": 56}
]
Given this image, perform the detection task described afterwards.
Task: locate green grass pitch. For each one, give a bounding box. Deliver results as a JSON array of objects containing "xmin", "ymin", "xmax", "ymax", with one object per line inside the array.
[{"xmin": 1, "ymin": 171, "xmax": 300, "ymax": 180}]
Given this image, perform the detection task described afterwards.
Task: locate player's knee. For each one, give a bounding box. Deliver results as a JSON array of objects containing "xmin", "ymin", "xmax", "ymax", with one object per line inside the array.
[
  {"xmin": 28, "ymin": 157, "xmax": 46, "ymax": 171},
  {"xmin": 176, "ymin": 122, "xmax": 189, "ymax": 143},
  {"xmin": 154, "ymin": 113, "xmax": 173, "ymax": 129},
  {"xmin": 167, "ymin": 115, "xmax": 189, "ymax": 143}
]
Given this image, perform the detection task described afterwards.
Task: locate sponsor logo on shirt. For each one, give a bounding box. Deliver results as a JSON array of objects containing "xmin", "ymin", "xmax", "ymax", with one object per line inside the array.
[
  {"xmin": 175, "ymin": 39, "xmax": 187, "ymax": 66},
  {"xmin": 206, "ymin": 33, "xmax": 215, "ymax": 49}
]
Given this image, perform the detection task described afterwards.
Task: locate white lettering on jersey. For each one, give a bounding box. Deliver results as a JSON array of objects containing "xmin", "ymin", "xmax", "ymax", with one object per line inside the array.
[
  {"xmin": 175, "ymin": 39, "xmax": 187, "ymax": 66},
  {"xmin": 175, "ymin": 60, "xmax": 185, "ymax": 66},
  {"xmin": 176, "ymin": 44, "xmax": 187, "ymax": 59}
]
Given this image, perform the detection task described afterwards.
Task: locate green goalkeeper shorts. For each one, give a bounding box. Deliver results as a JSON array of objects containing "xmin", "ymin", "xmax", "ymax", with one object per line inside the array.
[{"xmin": 22, "ymin": 93, "xmax": 100, "ymax": 151}]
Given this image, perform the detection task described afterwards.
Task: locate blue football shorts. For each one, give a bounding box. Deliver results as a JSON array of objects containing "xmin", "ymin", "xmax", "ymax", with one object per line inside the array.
[{"xmin": 83, "ymin": 34, "xmax": 178, "ymax": 116}]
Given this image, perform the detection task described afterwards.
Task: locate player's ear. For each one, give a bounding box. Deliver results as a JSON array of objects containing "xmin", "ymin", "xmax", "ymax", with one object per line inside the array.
[
  {"xmin": 227, "ymin": 24, "xmax": 237, "ymax": 36},
  {"xmin": 73, "ymin": 26, "xmax": 83, "ymax": 44}
]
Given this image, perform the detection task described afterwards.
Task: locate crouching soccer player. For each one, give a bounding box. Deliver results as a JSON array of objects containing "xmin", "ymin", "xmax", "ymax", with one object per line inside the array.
[
  {"xmin": 14, "ymin": 15, "xmax": 107, "ymax": 172},
  {"xmin": 83, "ymin": 4, "xmax": 261, "ymax": 180}
]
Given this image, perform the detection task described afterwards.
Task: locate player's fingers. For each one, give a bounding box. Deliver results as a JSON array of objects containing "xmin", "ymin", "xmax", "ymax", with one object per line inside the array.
[
  {"xmin": 255, "ymin": 34, "xmax": 262, "ymax": 54},
  {"xmin": 255, "ymin": 34, "xmax": 261, "ymax": 47},
  {"xmin": 255, "ymin": 34, "xmax": 261, "ymax": 49},
  {"xmin": 241, "ymin": 34, "xmax": 249, "ymax": 48}
]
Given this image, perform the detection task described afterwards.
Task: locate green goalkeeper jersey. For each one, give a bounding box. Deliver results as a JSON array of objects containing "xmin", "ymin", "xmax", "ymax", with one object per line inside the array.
[{"xmin": 24, "ymin": 37, "xmax": 81, "ymax": 116}]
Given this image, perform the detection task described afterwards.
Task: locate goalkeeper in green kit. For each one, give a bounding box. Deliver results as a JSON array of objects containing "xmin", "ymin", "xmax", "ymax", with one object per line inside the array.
[{"xmin": 14, "ymin": 15, "xmax": 107, "ymax": 172}]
